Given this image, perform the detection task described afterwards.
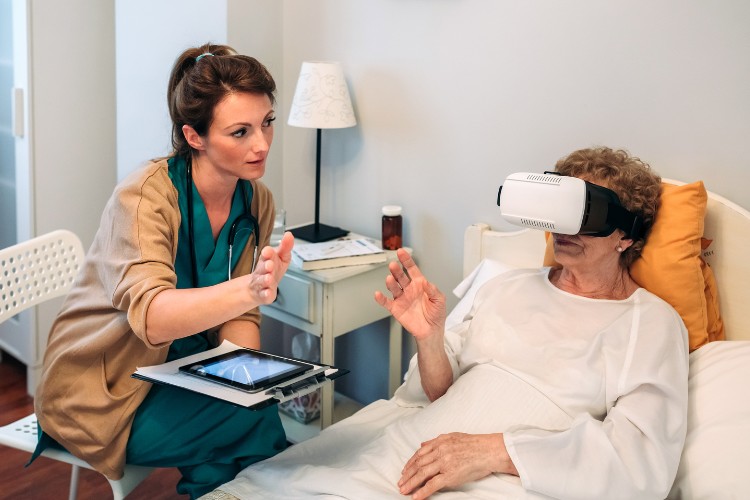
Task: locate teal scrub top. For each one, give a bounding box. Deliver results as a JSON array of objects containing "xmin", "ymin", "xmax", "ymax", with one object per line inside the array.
[{"xmin": 167, "ymin": 156, "xmax": 254, "ymax": 360}]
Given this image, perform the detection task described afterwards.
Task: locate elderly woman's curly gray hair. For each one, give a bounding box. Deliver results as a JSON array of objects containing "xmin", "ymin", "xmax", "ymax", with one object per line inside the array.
[{"xmin": 555, "ymin": 147, "xmax": 662, "ymax": 269}]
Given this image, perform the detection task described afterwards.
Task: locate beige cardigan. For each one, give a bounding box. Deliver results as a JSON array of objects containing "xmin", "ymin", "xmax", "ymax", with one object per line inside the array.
[{"xmin": 34, "ymin": 159, "xmax": 275, "ymax": 479}]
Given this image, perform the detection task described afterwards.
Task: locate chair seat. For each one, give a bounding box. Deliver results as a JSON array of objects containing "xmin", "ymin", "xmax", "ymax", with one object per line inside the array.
[
  {"xmin": 0, "ymin": 413, "xmax": 155, "ymax": 498},
  {"xmin": 0, "ymin": 413, "xmax": 93, "ymax": 468}
]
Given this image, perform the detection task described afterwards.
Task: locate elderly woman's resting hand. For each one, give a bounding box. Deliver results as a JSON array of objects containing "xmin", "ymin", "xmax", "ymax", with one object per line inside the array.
[{"xmin": 399, "ymin": 432, "xmax": 519, "ymax": 499}]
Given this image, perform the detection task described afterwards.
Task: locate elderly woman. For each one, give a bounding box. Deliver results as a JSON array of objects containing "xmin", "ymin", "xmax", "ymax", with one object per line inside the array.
[
  {"xmin": 378, "ymin": 147, "xmax": 688, "ymax": 499},
  {"xmin": 209, "ymin": 147, "xmax": 688, "ymax": 500}
]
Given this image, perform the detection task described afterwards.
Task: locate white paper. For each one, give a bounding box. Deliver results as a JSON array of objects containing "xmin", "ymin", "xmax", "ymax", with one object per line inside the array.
[{"xmin": 293, "ymin": 238, "xmax": 384, "ymax": 262}]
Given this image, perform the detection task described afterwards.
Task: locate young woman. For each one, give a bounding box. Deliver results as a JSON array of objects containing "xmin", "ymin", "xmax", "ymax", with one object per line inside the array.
[{"xmin": 31, "ymin": 43, "xmax": 293, "ymax": 498}]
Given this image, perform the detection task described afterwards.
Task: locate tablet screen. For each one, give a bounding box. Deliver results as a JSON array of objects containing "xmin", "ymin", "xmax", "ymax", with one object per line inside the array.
[{"xmin": 179, "ymin": 349, "xmax": 314, "ymax": 393}]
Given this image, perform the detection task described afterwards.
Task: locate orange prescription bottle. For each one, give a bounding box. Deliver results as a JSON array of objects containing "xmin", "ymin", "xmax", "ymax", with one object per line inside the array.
[{"xmin": 382, "ymin": 205, "xmax": 403, "ymax": 250}]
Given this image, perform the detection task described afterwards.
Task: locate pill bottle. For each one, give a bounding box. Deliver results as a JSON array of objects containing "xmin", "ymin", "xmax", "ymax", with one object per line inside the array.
[{"xmin": 382, "ymin": 205, "xmax": 403, "ymax": 250}]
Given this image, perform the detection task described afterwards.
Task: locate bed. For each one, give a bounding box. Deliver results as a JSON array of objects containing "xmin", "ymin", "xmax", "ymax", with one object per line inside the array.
[{"xmin": 203, "ymin": 180, "xmax": 750, "ymax": 499}]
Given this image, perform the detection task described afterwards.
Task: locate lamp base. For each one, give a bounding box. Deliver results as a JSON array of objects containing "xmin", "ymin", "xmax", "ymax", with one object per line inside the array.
[{"xmin": 291, "ymin": 223, "xmax": 349, "ymax": 243}]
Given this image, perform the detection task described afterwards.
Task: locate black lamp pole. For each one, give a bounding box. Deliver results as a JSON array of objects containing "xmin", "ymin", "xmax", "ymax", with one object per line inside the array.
[
  {"xmin": 290, "ymin": 128, "xmax": 349, "ymax": 242},
  {"xmin": 313, "ymin": 128, "xmax": 322, "ymax": 231}
]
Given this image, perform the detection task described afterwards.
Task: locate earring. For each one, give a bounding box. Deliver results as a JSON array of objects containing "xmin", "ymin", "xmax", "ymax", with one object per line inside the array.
[{"xmin": 616, "ymin": 246, "xmax": 623, "ymax": 253}]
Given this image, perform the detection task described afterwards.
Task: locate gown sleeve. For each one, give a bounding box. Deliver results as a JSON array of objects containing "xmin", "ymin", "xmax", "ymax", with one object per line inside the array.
[{"xmin": 391, "ymin": 318, "xmax": 470, "ymax": 407}]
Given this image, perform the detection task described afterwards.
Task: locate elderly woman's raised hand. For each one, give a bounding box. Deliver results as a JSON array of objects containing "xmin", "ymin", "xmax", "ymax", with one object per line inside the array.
[{"xmin": 374, "ymin": 249, "xmax": 446, "ymax": 341}]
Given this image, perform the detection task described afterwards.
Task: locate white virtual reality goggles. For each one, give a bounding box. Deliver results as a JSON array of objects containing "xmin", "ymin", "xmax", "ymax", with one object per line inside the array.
[{"xmin": 497, "ymin": 172, "xmax": 644, "ymax": 239}]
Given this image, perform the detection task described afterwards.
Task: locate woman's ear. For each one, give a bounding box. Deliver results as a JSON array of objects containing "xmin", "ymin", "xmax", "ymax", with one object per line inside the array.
[
  {"xmin": 619, "ymin": 237, "xmax": 635, "ymax": 252},
  {"xmin": 182, "ymin": 124, "xmax": 205, "ymax": 151}
]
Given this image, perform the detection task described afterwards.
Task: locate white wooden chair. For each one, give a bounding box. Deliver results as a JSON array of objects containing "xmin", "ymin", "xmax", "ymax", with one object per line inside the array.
[{"xmin": 0, "ymin": 230, "xmax": 154, "ymax": 499}]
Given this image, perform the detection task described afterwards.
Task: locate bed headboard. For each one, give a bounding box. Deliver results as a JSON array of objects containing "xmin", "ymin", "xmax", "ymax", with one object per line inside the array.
[{"xmin": 463, "ymin": 185, "xmax": 750, "ymax": 341}]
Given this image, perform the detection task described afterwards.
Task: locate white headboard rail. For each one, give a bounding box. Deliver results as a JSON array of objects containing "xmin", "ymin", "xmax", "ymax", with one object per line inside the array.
[
  {"xmin": 462, "ymin": 224, "xmax": 546, "ymax": 277},
  {"xmin": 464, "ymin": 185, "xmax": 750, "ymax": 341},
  {"xmin": 702, "ymin": 190, "xmax": 750, "ymax": 341}
]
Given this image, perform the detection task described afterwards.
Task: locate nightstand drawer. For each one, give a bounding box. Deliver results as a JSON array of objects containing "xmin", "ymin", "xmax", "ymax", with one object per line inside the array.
[{"xmin": 270, "ymin": 273, "xmax": 315, "ymax": 323}]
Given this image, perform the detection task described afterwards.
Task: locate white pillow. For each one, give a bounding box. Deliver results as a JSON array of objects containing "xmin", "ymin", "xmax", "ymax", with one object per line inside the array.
[
  {"xmin": 668, "ymin": 341, "xmax": 750, "ymax": 498},
  {"xmin": 445, "ymin": 258, "xmax": 515, "ymax": 329}
]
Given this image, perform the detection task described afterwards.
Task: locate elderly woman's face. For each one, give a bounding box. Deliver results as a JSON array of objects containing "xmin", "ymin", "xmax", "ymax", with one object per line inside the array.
[
  {"xmin": 552, "ymin": 231, "xmax": 625, "ymax": 271},
  {"xmin": 551, "ymin": 174, "xmax": 631, "ymax": 269}
]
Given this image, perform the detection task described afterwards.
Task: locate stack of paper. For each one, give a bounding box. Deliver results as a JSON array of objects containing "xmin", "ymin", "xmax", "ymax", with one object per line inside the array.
[{"xmin": 292, "ymin": 238, "xmax": 387, "ymax": 271}]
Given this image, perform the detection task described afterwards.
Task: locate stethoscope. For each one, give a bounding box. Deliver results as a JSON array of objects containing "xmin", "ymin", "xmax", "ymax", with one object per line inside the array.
[{"xmin": 186, "ymin": 159, "xmax": 260, "ymax": 285}]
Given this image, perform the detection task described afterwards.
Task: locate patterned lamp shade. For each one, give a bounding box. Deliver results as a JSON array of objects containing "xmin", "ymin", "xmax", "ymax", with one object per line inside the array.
[{"xmin": 288, "ymin": 61, "xmax": 356, "ymax": 129}]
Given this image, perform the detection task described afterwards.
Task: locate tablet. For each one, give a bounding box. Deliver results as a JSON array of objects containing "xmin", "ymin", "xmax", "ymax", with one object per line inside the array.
[{"xmin": 179, "ymin": 349, "xmax": 315, "ymax": 393}]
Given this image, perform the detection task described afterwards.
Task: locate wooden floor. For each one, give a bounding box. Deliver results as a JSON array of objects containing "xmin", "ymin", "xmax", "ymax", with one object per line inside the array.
[{"xmin": 0, "ymin": 353, "xmax": 186, "ymax": 500}]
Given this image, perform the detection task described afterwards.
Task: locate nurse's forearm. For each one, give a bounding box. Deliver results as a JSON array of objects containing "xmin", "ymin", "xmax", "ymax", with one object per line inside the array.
[
  {"xmin": 219, "ymin": 320, "xmax": 261, "ymax": 350},
  {"xmin": 145, "ymin": 277, "xmax": 259, "ymax": 344}
]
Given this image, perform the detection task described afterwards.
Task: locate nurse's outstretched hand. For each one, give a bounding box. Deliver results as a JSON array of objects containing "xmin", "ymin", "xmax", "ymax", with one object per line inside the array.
[
  {"xmin": 374, "ymin": 248, "xmax": 446, "ymax": 341},
  {"xmin": 251, "ymin": 231, "xmax": 294, "ymax": 303}
]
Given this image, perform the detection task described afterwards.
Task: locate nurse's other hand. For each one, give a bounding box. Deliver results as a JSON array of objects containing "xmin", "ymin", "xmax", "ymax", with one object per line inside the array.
[{"xmin": 251, "ymin": 231, "xmax": 294, "ymax": 302}]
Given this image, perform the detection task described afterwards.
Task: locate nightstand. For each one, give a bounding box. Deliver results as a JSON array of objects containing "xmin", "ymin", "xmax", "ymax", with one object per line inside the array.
[{"xmin": 261, "ymin": 245, "xmax": 406, "ymax": 443}]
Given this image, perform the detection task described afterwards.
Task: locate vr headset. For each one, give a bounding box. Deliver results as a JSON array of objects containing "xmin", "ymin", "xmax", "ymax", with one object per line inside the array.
[{"xmin": 496, "ymin": 172, "xmax": 644, "ymax": 239}]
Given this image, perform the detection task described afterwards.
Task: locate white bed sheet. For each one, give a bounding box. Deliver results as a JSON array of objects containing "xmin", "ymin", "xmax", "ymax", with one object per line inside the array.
[
  {"xmin": 217, "ymin": 363, "xmax": 571, "ymax": 499},
  {"xmin": 668, "ymin": 340, "xmax": 750, "ymax": 499}
]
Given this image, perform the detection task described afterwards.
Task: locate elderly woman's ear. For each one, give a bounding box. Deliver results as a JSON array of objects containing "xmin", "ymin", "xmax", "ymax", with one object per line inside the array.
[{"xmin": 617, "ymin": 237, "xmax": 634, "ymax": 253}]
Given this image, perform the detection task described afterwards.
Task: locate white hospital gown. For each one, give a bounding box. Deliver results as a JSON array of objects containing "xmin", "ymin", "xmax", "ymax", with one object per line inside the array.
[
  {"xmin": 217, "ymin": 268, "xmax": 689, "ymax": 500},
  {"xmin": 459, "ymin": 268, "xmax": 689, "ymax": 498}
]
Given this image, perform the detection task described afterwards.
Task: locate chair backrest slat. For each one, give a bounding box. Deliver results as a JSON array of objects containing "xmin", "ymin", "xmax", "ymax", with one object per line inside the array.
[{"xmin": 0, "ymin": 229, "xmax": 84, "ymax": 324}]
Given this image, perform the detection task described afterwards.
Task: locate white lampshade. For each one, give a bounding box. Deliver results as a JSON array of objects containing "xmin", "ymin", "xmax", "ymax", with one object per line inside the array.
[{"xmin": 288, "ymin": 61, "xmax": 357, "ymax": 129}]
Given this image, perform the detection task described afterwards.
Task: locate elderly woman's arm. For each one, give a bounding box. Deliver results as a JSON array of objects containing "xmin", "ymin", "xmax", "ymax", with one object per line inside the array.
[{"xmin": 375, "ymin": 249, "xmax": 453, "ymax": 400}]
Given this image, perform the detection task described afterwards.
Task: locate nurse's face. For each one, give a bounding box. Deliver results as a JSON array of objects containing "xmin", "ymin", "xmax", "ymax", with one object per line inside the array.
[{"xmin": 192, "ymin": 92, "xmax": 275, "ymax": 181}]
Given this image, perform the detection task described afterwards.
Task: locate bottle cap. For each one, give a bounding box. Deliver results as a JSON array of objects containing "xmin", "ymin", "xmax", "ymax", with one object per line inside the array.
[{"xmin": 382, "ymin": 205, "xmax": 402, "ymax": 217}]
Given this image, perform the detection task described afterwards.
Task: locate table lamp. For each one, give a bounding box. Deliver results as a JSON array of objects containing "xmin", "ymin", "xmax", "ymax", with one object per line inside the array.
[{"xmin": 288, "ymin": 61, "xmax": 357, "ymax": 242}]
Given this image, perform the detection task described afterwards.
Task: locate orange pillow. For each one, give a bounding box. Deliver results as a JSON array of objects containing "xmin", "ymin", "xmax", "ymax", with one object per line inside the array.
[{"xmin": 543, "ymin": 181, "xmax": 724, "ymax": 351}]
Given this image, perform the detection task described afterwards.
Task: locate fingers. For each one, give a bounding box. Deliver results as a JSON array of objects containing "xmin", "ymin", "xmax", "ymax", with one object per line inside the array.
[
  {"xmin": 412, "ymin": 476, "xmax": 447, "ymax": 500},
  {"xmin": 387, "ymin": 257, "xmax": 413, "ymax": 293},
  {"xmin": 399, "ymin": 447, "xmax": 443, "ymax": 497},
  {"xmin": 253, "ymin": 232, "xmax": 293, "ymax": 285},
  {"xmin": 384, "ymin": 274, "xmax": 404, "ymax": 298},
  {"xmin": 373, "ymin": 290, "xmax": 391, "ymax": 310},
  {"xmin": 248, "ymin": 268, "xmax": 276, "ymax": 302},
  {"xmin": 277, "ymin": 231, "xmax": 295, "ymax": 259},
  {"xmin": 252, "ymin": 256, "xmax": 270, "ymax": 275},
  {"xmin": 399, "ymin": 434, "xmax": 495, "ymax": 498},
  {"xmin": 258, "ymin": 231, "xmax": 294, "ymax": 265},
  {"xmin": 402, "ymin": 441, "xmax": 430, "ymax": 473},
  {"xmin": 397, "ymin": 248, "xmax": 422, "ymax": 280}
]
